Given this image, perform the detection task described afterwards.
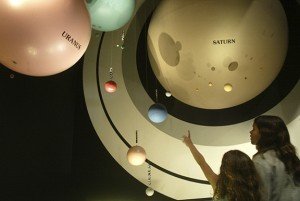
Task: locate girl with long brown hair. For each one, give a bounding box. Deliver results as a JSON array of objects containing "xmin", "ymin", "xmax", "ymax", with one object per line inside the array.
[{"xmin": 183, "ymin": 132, "xmax": 261, "ymax": 201}]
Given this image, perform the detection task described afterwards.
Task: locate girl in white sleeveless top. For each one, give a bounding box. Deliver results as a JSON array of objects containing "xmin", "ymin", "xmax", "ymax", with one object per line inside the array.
[{"xmin": 250, "ymin": 115, "xmax": 300, "ymax": 201}]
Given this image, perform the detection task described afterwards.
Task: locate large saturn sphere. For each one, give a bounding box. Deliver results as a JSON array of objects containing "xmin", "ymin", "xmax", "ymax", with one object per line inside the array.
[
  {"xmin": 0, "ymin": 0, "xmax": 91, "ymax": 76},
  {"xmin": 147, "ymin": 0, "xmax": 288, "ymax": 109}
]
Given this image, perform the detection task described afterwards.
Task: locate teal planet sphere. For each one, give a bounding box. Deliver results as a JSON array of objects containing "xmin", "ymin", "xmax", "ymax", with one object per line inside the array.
[{"xmin": 86, "ymin": 0, "xmax": 135, "ymax": 31}]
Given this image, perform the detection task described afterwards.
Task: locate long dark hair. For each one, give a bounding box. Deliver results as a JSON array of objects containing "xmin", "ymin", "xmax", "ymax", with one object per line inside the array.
[
  {"xmin": 294, "ymin": 165, "xmax": 300, "ymax": 186},
  {"xmin": 254, "ymin": 115, "xmax": 300, "ymax": 174},
  {"xmin": 214, "ymin": 150, "xmax": 261, "ymax": 201}
]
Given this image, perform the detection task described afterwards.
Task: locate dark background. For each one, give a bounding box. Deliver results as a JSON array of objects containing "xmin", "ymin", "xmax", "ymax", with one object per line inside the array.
[{"xmin": 0, "ymin": 59, "xmax": 178, "ymax": 201}]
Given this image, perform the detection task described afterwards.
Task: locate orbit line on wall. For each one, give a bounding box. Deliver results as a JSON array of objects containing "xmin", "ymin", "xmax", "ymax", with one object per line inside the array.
[{"xmin": 95, "ymin": 32, "xmax": 210, "ymax": 185}]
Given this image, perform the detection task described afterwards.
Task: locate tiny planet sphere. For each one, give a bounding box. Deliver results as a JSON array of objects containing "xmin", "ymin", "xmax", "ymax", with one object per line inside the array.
[
  {"xmin": 127, "ymin": 145, "xmax": 146, "ymax": 166},
  {"xmin": 148, "ymin": 103, "xmax": 168, "ymax": 123},
  {"xmin": 104, "ymin": 80, "xmax": 117, "ymax": 93},
  {"xmin": 165, "ymin": 91, "xmax": 172, "ymax": 97},
  {"xmin": 145, "ymin": 187, "xmax": 155, "ymax": 196},
  {"xmin": 224, "ymin": 83, "xmax": 233, "ymax": 92}
]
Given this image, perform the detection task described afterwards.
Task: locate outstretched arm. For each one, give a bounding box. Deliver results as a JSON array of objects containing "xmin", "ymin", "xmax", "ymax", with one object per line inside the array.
[{"xmin": 183, "ymin": 131, "xmax": 218, "ymax": 190}]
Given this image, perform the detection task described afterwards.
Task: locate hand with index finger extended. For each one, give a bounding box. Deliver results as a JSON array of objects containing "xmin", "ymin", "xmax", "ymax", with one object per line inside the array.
[{"xmin": 182, "ymin": 130, "xmax": 192, "ymax": 147}]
